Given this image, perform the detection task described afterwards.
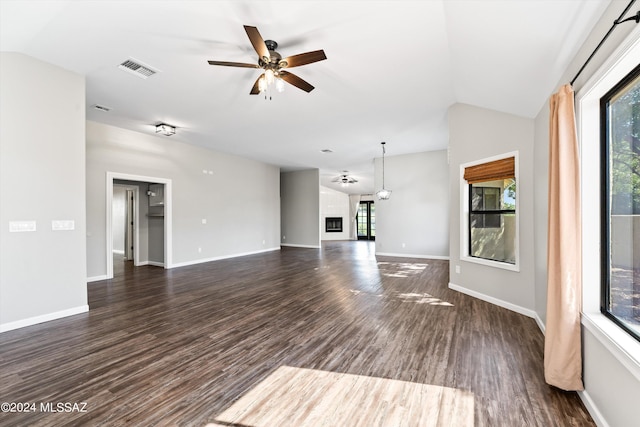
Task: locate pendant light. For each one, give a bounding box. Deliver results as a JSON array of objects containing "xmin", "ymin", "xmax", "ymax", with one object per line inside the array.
[{"xmin": 376, "ymin": 141, "xmax": 392, "ymax": 200}]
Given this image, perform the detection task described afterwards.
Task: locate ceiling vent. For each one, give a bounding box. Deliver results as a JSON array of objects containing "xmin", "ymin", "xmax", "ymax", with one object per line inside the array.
[
  {"xmin": 118, "ymin": 59, "xmax": 158, "ymax": 79},
  {"xmin": 93, "ymin": 104, "xmax": 111, "ymax": 112}
]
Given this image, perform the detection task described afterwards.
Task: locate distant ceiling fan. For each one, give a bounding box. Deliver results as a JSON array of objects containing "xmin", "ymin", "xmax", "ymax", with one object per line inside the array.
[
  {"xmin": 332, "ymin": 172, "xmax": 358, "ymax": 185},
  {"xmin": 207, "ymin": 25, "xmax": 327, "ymax": 96}
]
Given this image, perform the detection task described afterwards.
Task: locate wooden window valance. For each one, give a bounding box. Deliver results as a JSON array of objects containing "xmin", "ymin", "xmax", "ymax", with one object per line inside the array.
[{"xmin": 463, "ymin": 157, "xmax": 515, "ymax": 184}]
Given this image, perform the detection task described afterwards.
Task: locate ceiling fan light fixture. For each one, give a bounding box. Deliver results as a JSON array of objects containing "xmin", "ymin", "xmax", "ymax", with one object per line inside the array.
[
  {"xmin": 265, "ymin": 69, "xmax": 275, "ymax": 85},
  {"xmin": 207, "ymin": 25, "xmax": 327, "ymax": 97},
  {"xmin": 258, "ymin": 76, "xmax": 267, "ymax": 93}
]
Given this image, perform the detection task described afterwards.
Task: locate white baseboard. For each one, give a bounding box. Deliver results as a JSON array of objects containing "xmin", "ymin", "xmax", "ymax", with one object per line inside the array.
[
  {"xmin": 376, "ymin": 252, "xmax": 450, "ymax": 260},
  {"xmin": 280, "ymin": 244, "xmax": 321, "ymax": 249},
  {"xmin": 147, "ymin": 261, "xmax": 164, "ymax": 267},
  {"xmin": 534, "ymin": 313, "xmax": 546, "ymax": 334},
  {"xmin": 578, "ymin": 390, "xmax": 609, "ymax": 427},
  {"xmin": 112, "ymin": 249, "xmax": 125, "ymax": 255},
  {"xmin": 0, "ymin": 305, "xmax": 89, "ymax": 333},
  {"xmin": 87, "ymin": 275, "xmax": 108, "ymax": 283},
  {"xmin": 171, "ymin": 247, "xmax": 281, "ymax": 268},
  {"xmin": 448, "ymin": 282, "xmax": 536, "ymax": 319}
]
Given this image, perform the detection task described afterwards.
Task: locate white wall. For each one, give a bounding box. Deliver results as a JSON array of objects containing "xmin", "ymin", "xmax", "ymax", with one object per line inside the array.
[
  {"xmin": 320, "ymin": 186, "xmax": 350, "ymax": 241},
  {"xmin": 280, "ymin": 170, "xmax": 320, "ymax": 248},
  {"xmin": 375, "ymin": 150, "xmax": 449, "ymax": 259},
  {"xmin": 86, "ymin": 121, "xmax": 281, "ymax": 277},
  {"xmin": 0, "ymin": 53, "xmax": 88, "ymax": 331},
  {"xmin": 448, "ymin": 104, "xmax": 535, "ymax": 315}
]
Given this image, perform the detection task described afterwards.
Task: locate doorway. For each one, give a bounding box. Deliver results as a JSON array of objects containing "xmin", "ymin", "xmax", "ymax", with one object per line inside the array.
[
  {"xmin": 106, "ymin": 172, "xmax": 172, "ymax": 280},
  {"xmin": 112, "ymin": 184, "xmax": 137, "ymax": 268},
  {"xmin": 357, "ymin": 201, "xmax": 375, "ymax": 240}
]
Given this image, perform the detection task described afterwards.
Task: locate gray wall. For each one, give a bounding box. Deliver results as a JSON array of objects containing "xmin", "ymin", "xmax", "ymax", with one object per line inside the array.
[
  {"xmin": 0, "ymin": 53, "xmax": 87, "ymax": 330},
  {"xmin": 448, "ymin": 104, "xmax": 535, "ymax": 313},
  {"xmin": 533, "ymin": 107, "xmax": 549, "ymax": 324},
  {"xmin": 375, "ymin": 150, "xmax": 450, "ymax": 258},
  {"xmin": 86, "ymin": 121, "xmax": 281, "ymax": 277},
  {"xmin": 280, "ymin": 170, "xmax": 320, "ymax": 248},
  {"xmin": 533, "ymin": 2, "xmax": 640, "ymax": 425}
]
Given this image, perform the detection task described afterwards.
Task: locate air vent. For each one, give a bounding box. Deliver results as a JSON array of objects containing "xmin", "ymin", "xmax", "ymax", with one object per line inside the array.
[
  {"xmin": 93, "ymin": 104, "xmax": 111, "ymax": 112},
  {"xmin": 118, "ymin": 59, "xmax": 158, "ymax": 79}
]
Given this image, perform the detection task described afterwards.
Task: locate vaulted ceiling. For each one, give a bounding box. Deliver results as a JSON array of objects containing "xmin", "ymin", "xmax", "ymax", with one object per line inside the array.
[{"xmin": 0, "ymin": 0, "xmax": 610, "ymax": 193}]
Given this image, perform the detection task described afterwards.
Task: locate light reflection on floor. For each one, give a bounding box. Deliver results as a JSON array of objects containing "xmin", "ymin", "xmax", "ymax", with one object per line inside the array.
[
  {"xmin": 396, "ymin": 292, "xmax": 454, "ymax": 306},
  {"xmin": 377, "ymin": 261, "xmax": 429, "ymax": 278},
  {"xmin": 348, "ymin": 289, "xmax": 454, "ymax": 306},
  {"xmin": 208, "ymin": 366, "xmax": 474, "ymax": 427}
]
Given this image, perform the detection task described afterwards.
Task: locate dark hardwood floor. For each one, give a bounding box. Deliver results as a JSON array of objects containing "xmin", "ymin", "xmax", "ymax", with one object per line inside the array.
[{"xmin": 0, "ymin": 241, "xmax": 594, "ymax": 426}]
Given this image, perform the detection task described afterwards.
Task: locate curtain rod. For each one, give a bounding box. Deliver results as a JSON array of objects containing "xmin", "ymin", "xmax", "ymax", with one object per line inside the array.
[{"xmin": 570, "ymin": 0, "xmax": 639, "ymax": 86}]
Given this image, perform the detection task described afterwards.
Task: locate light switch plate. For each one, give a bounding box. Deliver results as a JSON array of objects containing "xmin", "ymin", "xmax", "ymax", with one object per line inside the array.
[
  {"xmin": 52, "ymin": 220, "xmax": 75, "ymax": 231},
  {"xmin": 9, "ymin": 221, "xmax": 36, "ymax": 232}
]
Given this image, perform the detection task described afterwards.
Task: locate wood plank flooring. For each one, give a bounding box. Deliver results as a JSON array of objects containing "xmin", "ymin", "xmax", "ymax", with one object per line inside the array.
[{"xmin": 0, "ymin": 241, "xmax": 594, "ymax": 426}]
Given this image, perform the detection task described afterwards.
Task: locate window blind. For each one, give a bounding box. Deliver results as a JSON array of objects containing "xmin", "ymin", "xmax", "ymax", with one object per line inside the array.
[{"xmin": 463, "ymin": 157, "xmax": 515, "ymax": 184}]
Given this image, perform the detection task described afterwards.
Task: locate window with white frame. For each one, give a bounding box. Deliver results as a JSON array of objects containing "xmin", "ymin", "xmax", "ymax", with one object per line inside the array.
[
  {"xmin": 600, "ymin": 63, "xmax": 640, "ymax": 342},
  {"xmin": 577, "ymin": 28, "xmax": 640, "ymax": 371},
  {"xmin": 460, "ymin": 153, "xmax": 519, "ymax": 271}
]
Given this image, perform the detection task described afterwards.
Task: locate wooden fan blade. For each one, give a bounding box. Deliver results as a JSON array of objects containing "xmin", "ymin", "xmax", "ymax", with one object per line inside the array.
[
  {"xmin": 280, "ymin": 50, "xmax": 326, "ymax": 68},
  {"xmin": 208, "ymin": 60, "xmax": 260, "ymax": 68},
  {"xmin": 250, "ymin": 73, "xmax": 265, "ymax": 95},
  {"xmin": 244, "ymin": 25, "xmax": 270, "ymax": 62},
  {"xmin": 279, "ymin": 71, "xmax": 315, "ymax": 93}
]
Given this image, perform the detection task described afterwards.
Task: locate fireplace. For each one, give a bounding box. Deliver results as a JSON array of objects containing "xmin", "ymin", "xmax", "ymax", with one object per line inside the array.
[{"xmin": 325, "ymin": 217, "xmax": 343, "ymax": 233}]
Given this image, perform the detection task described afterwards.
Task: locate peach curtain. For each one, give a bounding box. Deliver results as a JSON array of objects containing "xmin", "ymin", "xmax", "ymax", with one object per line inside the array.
[{"xmin": 544, "ymin": 84, "xmax": 583, "ymax": 391}]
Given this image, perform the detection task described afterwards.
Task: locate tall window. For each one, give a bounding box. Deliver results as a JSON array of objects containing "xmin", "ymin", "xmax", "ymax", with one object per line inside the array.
[
  {"xmin": 461, "ymin": 154, "xmax": 518, "ymax": 270},
  {"xmin": 600, "ymin": 63, "xmax": 640, "ymax": 342}
]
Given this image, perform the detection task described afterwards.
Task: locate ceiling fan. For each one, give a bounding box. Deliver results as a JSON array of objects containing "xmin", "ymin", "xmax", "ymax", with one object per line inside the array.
[
  {"xmin": 207, "ymin": 25, "xmax": 327, "ymax": 95},
  {"xmin": 332, "ymin": 172, "xmax": 358, "ymax": 185}
]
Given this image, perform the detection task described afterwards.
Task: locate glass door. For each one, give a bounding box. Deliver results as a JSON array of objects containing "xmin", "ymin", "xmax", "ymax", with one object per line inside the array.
[{"xmin": 357, "ymin": 201, "xmax": 375, "ymax": 240}]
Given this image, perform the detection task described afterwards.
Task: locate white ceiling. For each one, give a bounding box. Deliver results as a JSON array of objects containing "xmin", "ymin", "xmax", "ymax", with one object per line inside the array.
[{"xmin": 0, "ymin": 0, "xmax": 610, "ymax": 194}]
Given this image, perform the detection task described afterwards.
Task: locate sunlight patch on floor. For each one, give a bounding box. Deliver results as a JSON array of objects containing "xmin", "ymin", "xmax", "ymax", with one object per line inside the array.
[
  {"xmin": 396, "ymin": 292, "xmax": 454, "ymax": 306},
  {"xmin": 348, "ymin": 289, "xmax": 454, "ymax": 307},
  {"xmin": 209, "ymin": 366, "xmax": 474, "ymax": 427},
  {"xmin": 377, "ymin": 261, "xmax": 428, "ymax": 278}
]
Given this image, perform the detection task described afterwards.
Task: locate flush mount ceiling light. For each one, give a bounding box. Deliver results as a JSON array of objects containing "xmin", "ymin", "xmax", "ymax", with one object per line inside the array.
[
  {"xmin": 155, "ymin": 123, "xmax": 176, "ymax": 136},
  {"xmin": 376, "ymin": 142, "xmax": 392, "ymax": 200}
]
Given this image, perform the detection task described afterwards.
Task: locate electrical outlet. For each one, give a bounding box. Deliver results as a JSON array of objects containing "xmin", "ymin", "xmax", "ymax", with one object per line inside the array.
[
  {"xmin": 201, "ymin": 219, "xmax": 207, "ymax": 225},
  {"xmin": 455, "ymin": 265, "xmax": 461, "ymax": 274},
  {"xmin": 198, "ymin": 247, "xmax": 202, "ymax": 253}
]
